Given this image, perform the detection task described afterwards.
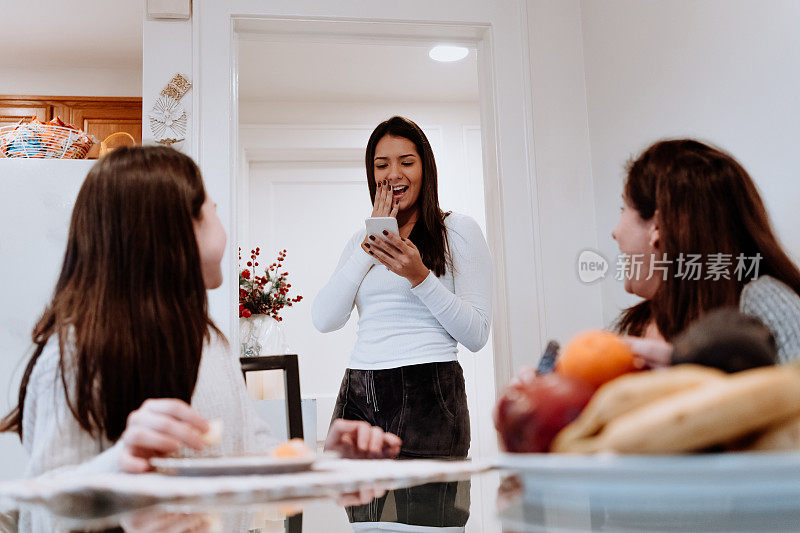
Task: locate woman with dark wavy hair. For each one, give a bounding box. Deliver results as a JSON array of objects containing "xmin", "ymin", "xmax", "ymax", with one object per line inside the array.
[
  {"xmin": 1, "ymin": 146, "xmax": 400, "ymax": 478},
  {"xmin": 312, "ymin": 116, "xmax": 493, "ymax": 458},
  {"xmin": 612, "ymin": 139, "xmax": 800, "ymax": 366}
]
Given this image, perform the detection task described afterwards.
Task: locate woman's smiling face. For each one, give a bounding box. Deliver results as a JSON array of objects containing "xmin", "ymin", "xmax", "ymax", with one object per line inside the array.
[
  {"xmin": 373, "ymin": 134, "xmax": 423, "ymax": 213},
  {"xmin": 612, "ymin": 197, "xmax": 661, "ymax": 299}
]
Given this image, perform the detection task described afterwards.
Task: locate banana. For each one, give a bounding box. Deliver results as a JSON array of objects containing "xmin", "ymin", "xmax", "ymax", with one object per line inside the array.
[
  {"xmin": 568, "ymin": 365, "xmax": 800, "ymax": 454},
  {"xmin": 745, "ymin": 414, "xmax": 800, "ymax": 452},
  {"xmin": 552, "ymin": 365, "xmax": 724, "ymax": 453}
]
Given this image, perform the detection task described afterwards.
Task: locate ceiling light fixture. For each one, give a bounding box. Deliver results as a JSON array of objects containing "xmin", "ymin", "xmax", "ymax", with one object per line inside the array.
[{"xmin": 428, "ymin": 45, "xmax": 469, "ymax": 63}]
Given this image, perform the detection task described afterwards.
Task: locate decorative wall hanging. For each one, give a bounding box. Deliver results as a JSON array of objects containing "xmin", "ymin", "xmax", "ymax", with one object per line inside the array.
[
  {"xmin": 149, "ymin": 95, "xmax": 187, "ymax": 145},
  {"xmin": 149, "ymin": 73, "xmax": 192, "ymax": 145}
]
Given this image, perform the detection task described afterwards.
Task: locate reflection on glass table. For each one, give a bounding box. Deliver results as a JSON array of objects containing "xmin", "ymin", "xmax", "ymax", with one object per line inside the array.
[
  {"xmin": 0, "ymin": 475, "xmax": 485, "ymax": 533},
  {"xmin": 119, "ymin": 510, "xmax": 222, "ymax": 533},
  {"xmin": 7, "ymin": 466, "xmax": 800, "ymax": 532},
  {"xmin": 345, "ymin": 480, "xmax": 471, "ymax": 531},
  {"xmin": 496, "ymin": 470, "xmax": 800, "ymax": 533},
  {"xmin": 6, "ymin": 500, "xmax": 304, "ymax": 533}
]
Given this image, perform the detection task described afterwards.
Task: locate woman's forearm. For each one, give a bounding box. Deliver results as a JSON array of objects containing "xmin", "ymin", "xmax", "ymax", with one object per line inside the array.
[
  {"xmin": 411, "ymin": 271, "xmax": 492, "ymax": 352},
  {"xmin": 311, "ymin": 236, "xmax": 374, "ymax": 333},
  {"xmin": 411, "ymin": 217, "xmax": 493, "ymax": 352}
]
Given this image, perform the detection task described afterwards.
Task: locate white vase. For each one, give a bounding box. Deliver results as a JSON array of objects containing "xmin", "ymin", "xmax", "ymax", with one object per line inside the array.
[{"xmin": 239, "ymin": 314, "xmax": 289, "ymax": 357}]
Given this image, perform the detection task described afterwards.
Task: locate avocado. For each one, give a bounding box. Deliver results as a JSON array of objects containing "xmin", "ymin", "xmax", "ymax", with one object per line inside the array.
[{"xmin": 672, "ymin": 308, "xmax": 777, "ymax": 373}]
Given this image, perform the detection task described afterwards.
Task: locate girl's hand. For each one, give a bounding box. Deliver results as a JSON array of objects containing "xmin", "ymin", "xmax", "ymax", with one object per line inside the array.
[
  {"xmin": 119, "ymin": 399, "xmax": 210, "ymax": 473},
  {"xmin": 336, "ymin": 485, "xmax": 389, "ymax": 507},
  {"xmin": 362, "ymin": 180, "xmax": 400, "ymax": 254},
  {"xmin": 370, "ymin": 179, "xmax": 400, "ymax": 218},
  {"xmin": 621, "ymin": 336, "xmax": 674, "ymax": 369},
  {"xmin": 324, "ymin": 419, "xmax": 402, "ymax": 459},
  {"xmin": 364, "ymin": 231, "xmax": 430, "ymax": 287},
  {"xmin": 121, "ymin": 511, "xmax": 217, "ymax": 533}
]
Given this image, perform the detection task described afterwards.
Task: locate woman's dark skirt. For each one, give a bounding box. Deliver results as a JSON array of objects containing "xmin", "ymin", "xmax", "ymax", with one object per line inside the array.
[{"xmin": 330, "ymin": 361, "xmax": 470, "ymax": 459}]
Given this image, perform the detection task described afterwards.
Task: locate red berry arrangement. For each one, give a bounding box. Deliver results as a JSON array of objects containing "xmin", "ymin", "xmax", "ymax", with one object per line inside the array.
[{"xmin": 238, "ymin": 247, "xmax": 302, "ymax": 321}]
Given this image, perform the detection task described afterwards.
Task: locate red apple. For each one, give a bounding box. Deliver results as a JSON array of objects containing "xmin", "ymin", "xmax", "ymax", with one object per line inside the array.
[{"xmin": 494, "ymin": 372, "xmax": 595, "ymax": 453}]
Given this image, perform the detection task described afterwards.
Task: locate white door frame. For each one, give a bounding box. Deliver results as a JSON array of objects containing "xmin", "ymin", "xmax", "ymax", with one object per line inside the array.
[{"xmin": 194, "ymin": 1, "xmax": 548, "ymax": 396}]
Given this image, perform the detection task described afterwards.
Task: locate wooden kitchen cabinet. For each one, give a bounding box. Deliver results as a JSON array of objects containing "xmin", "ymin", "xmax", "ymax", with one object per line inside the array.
[
  {"xmin": 0, "ymin": 95, "xmax": 142, "ymax": 159},
  {"xmin": 0, "ymin": 98, "xmax": 49, "ymax": 127}
]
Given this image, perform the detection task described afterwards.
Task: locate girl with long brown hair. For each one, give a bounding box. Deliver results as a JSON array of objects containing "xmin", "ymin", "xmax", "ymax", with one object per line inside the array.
[
  {"xmin": 1, "ymin": 146, "xmax": 400, "ymax": 477},
  {"xmin": 613, "ymin": 139, "xmax": 800, "ymax": 365},
  {"xmin": 312, "ymin": 116, "xmax": 493, "ymax": 459}
]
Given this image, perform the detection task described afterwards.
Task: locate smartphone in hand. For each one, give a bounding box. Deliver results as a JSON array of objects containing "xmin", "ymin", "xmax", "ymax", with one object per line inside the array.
[
  {"xmin": 365, "ymin": 217, "xmax": 399, "ymax": 264},
  {"xmin": 365, "ymin": 217, "xmax": 399, "ymax": 237}
]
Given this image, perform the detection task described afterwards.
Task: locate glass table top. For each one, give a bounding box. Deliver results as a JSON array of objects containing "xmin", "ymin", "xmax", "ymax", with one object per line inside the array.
[{"xmin": 3, "ymin": 468, "xmax": 800, "ymax": 532}]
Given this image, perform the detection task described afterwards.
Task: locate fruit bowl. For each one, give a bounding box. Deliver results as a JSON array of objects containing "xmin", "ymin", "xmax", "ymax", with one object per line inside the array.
[{"xmin": 496, "ymin": 451, "xmax": 800, "ymax": 513}]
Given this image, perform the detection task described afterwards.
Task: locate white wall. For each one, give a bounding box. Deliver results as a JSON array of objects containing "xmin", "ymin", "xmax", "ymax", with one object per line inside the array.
[
  {"xmin": 240, "ymin": 101, "xmax": 480, "ymax": 127},
  {"xmin": 581, "ymin": 0, "xmax": 800, "ymax": 325},
  {"xmin": 0, "ymin": 66, "xmax": 141, "ymax": 97},
  {"xmin": 525, "ymin": 0, "xmax": 604, "ymax": 344},
  {"xmin": 141, "ymin": 17, "xmax": 193, "ymax": 149},
  {"xmin": 0, "ymin": 160, "xmax": 93, "ymax": 480}
]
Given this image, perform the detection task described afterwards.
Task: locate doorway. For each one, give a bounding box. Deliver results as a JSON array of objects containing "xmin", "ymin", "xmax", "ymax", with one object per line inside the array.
[{"xmin": 234, "ymin": 27, "xmax": 498, "ymax": 461}]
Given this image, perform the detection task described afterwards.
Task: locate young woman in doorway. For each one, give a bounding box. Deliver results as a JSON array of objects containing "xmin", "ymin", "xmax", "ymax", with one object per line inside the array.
[{"xmin": 312, "ymin": 116, "xmax": 493, "ymax": 458}]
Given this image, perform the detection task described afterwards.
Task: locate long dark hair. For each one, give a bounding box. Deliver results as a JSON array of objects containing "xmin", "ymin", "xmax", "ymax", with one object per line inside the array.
[
  {"xmin": 615, "ymin": 139, "xmax": 800, "ymax": 339},
  {"xmin": 0, "ymin": 146, "xmax": 221, "ymax": 442},
  {"xmin": 365, "ymin": 116, "xmax": 450, "ymax": 276}
]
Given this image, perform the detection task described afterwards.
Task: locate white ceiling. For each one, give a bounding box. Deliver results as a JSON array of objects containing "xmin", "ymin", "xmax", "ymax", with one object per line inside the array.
[
  {"xmin": 238, "ymin": 40, "xmax": 479, "ymax": 103},
  {"xmin": 0, "ymin": 3, "xmax": 479, "ymax": 102},
  {"xmin": 0, "ymin": 0, "xmax": 143, "ymax": 68}
]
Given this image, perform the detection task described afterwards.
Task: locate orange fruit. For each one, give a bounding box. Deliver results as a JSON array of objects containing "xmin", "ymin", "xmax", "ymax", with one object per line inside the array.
[
  {"xmin": 272, "ymin": 438, "xmax": 312, "ymax": 458},
  {"xmin": 555, "ymin": 330, "xmax": 636, "ymax": 388}
]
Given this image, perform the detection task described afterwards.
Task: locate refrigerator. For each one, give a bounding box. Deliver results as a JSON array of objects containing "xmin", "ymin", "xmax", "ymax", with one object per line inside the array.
[{"xmin": 0, "ymin": 159, "xmax": 92, "ymax": 480}]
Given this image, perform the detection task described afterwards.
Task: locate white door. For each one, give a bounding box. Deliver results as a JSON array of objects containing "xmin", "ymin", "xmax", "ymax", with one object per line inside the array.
[{"xmin": 243, "ymin": 160, "xmax": 366, "ymax": 443}]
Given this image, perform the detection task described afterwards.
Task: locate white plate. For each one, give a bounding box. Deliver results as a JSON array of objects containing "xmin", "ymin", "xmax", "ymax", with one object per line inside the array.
[
  {"xmin": 150, "ymin": 455, "xmax": 315, "ymax": 476},
  {"xmin": 495, "ymin": 451, "xmax": 800, "ymax": 513}
]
